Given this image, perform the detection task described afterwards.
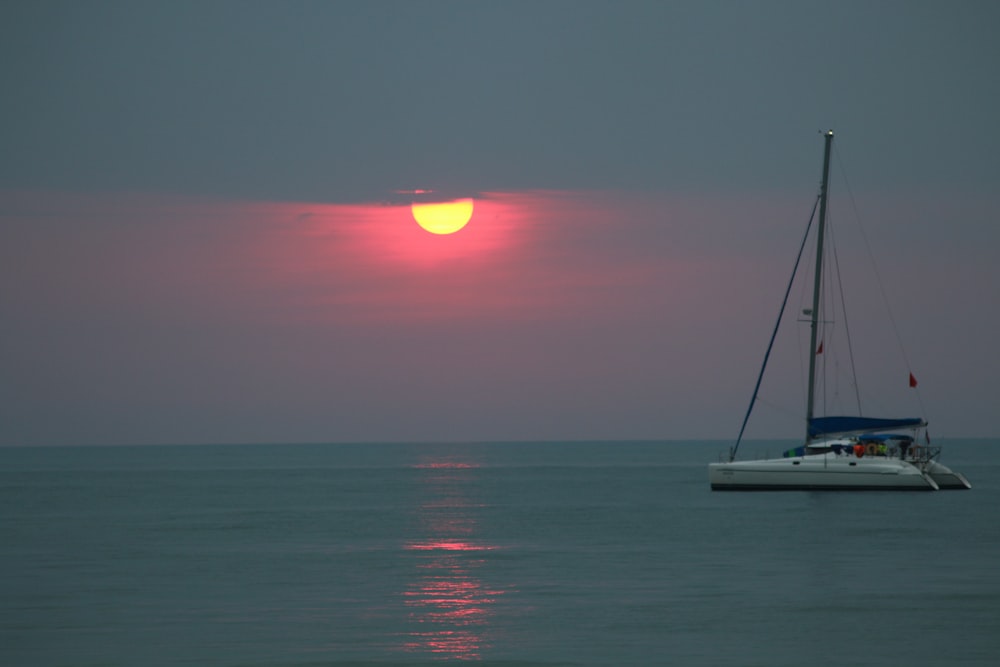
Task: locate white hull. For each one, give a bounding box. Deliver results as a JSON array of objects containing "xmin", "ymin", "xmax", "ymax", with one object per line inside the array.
[
  {"xmin": 709, "ymin": 452, "xmax": 938, "ymax": 490},
  {"xmin": 923, "ymin": 459, "xmax": 973, "ymax": 489}
]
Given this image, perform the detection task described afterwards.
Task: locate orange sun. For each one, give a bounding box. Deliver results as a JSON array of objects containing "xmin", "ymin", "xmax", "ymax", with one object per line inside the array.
[{"xmin": 411, "ymin": 198, "xmax": 474, "ymax": 235}]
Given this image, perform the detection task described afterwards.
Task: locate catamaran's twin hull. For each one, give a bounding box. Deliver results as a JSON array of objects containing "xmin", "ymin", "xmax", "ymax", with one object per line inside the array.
[
  {"xmin": 923, "ymin": 460, "xmax": 973, "ymax": 489},
  {"xmin": 708, "ymin": 454, "xmax": 966, "ymax": 491}
]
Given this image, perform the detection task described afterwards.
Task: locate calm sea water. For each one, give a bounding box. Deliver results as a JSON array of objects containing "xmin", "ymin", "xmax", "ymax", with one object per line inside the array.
[{"xmin": 2, "ymin": 440, "xmax": 997, "ymax": 666}]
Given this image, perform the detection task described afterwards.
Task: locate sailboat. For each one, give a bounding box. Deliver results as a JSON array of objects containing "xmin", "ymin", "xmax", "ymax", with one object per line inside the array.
[{"xmin": 709, "ymin": 131, "xmax": 971, "ymax": 491}]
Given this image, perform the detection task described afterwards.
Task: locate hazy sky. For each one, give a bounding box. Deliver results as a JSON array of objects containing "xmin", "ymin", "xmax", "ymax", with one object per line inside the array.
[{"xmin": 2, "ymin": 1, "xmax": 998, "ymax": 445}]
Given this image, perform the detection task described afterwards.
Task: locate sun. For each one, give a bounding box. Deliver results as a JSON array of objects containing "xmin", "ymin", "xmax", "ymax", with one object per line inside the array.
[{"xmin": 411, "ymin": 198, "xmax": 474, "ymax": 235}]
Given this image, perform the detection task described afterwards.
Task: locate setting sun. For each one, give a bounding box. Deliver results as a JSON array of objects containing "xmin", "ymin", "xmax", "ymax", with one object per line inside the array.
[{"xmin": 411, "ymin": 198, "xmax": 474, "ymax": 235}]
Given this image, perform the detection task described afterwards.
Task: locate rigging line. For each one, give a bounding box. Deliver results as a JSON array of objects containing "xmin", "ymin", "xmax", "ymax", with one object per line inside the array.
[
  {"xmin": 732, "ymin": 194, "xmax": 820, "ymax": 461},
  {"xmin": 795, "ymin": 227, "xmax": 814, "ymax": 415},
  {"xmin": 822, "ymin": 247, "xmax": 830, "ymax": 415},
  {"xmin": 833, "ymin": 144, "xmax": 928, "ymax": 418},
  {"xmin": 816, "ymin": 211, "xmax": 834, "ymax": 419},
  {"xmin": 827, "ymin": 208, "xmax": 864, "ymax": 415}
]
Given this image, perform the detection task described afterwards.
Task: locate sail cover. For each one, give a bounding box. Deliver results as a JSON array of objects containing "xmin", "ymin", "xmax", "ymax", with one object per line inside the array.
[{"xmin": 808, "ymin": 416, "xmax": 926, "ymax": 438}]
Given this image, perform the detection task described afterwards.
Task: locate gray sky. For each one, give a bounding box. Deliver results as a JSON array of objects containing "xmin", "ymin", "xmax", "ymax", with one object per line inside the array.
[{"xmin": 2, "ymin": 1, "xmax": 998, "ymax": 445}]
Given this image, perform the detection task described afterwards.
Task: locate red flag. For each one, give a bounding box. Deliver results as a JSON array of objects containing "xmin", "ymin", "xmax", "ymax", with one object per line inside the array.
[
  {"xmin": 816, "ymin": 341, "xmax": 824, "ymax": 355},
  {"xmin": 909, "ymin": 372, "xmax": 918, "ymax": 388}
]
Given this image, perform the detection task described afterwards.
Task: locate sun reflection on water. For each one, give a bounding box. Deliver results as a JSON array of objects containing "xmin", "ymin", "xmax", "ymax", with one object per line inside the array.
[{"xmin": 402, "ymin": 456, "xmax": 505, "ymax": 659}]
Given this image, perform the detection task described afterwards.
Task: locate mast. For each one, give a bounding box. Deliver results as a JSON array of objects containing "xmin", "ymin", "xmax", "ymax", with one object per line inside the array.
[{"xmin": 805, "ymin": 130, "xmax": 834, "ymax": 442}]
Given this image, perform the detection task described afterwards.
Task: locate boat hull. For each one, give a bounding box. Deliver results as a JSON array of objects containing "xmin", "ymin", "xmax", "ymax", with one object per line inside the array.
[
  {"xmin": 709, "ymin": 453, "xmax": 938, "ymax": 491},
  {"xmin": 923, "ymin": 459, "xmax": 972, "ymax": 489}
]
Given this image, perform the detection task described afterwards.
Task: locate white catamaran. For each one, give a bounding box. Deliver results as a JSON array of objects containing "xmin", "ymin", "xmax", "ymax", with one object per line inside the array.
[{"xmin": 709, "ymin": 131, "xmax": 970, "ymax": 491}]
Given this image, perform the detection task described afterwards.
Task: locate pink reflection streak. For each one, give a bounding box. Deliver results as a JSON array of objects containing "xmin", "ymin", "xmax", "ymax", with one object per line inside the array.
[
  {"xmin": 402, "ymin": 456, "xmax": 505, "ymax": 659},
  {"xmin": 407, "ymin": 540, "xmax": 497, "ymax": 552},
  {"xmin": 413, "ymin": 461, "xmax": 478, "ymax": 469}
]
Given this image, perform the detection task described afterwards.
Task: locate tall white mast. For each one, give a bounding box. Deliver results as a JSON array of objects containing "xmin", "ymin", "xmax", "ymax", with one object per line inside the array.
[{"xmin": 806, "ymin": 130, "xmax": 834, "ymax": 441}]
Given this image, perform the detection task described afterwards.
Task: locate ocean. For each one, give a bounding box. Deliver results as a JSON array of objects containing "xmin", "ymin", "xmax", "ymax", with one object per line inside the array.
[{"xmin": 2, "ymin": 440, "xmax": 997, "ymax": 666}]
